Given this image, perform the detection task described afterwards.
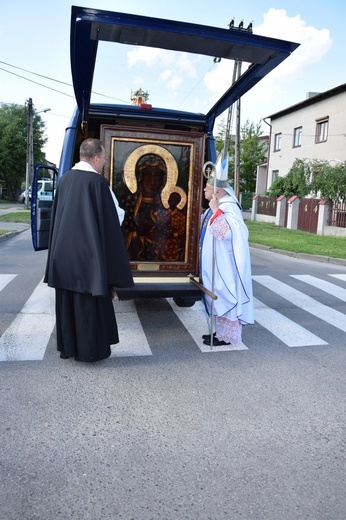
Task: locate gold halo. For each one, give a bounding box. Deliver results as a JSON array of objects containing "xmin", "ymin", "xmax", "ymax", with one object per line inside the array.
[
  {"xmin": 123, "ymin": 144, "xmax": 178, "ymax": 195},
  {"xmin": 162, "ymin": 185, "xmax": 187, "ymax": 210}
]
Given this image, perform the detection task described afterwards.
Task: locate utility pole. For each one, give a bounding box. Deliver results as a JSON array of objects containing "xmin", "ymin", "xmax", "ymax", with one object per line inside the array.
[
  {"xmin": 222, "ymin": 59, "xmax": 242, "ymax": 198},
  {"xmin": 222, "ymin": 59, "xmax": 240, "ymax": 160},
  {"xmin": 25, "ymin": 99, "xmax": 51, "ymax": 209},
  {"xmin": 25, "ymin": 98, "xmax": 33, "ymax": 209},
  {"xmin": 234, "ymin": 61, "xmax": 242, "ymax": 200},
  {"xmin": 220, "ymin": 19, "xmax": 252, "ymax": 198}
]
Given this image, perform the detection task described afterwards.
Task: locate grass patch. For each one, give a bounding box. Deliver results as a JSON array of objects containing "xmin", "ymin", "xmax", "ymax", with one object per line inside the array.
[
  {"xmin": 0, "ymin": 212, "xmax": 31, "ymax": 223},
  {"xmin": 0, "ymin": 212, "xmax": 30, "ymax": 235},
  {"xmin": 246, "ymin": 221, "xmax": 346, "ymax": 260}
]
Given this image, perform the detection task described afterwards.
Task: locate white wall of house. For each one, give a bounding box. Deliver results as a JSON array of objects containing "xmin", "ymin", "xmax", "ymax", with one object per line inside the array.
[
  {"xmin": 265, "ymin": 85, "xmax": 346, "ymax": 192},
  {"xmin": 255, "ymin": 164, "xmax": 267, "ymax": 194}
]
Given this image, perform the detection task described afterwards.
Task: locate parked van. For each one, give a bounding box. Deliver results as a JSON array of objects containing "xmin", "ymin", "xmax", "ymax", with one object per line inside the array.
[{"xmin": 31, "ymin": 6, "xmax": 298, "ymax": 306}]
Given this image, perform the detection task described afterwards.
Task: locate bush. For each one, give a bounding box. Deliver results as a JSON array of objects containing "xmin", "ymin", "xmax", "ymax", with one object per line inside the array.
[{"xmin": 267, "ymin": 159, "xmax": 311, "ymax": 198}]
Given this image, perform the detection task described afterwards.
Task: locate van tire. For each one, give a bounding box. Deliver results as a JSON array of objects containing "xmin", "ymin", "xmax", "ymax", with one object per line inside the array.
[{"xmin": 173, "ymin": 297, "xmax": 197, "ymax": 308}]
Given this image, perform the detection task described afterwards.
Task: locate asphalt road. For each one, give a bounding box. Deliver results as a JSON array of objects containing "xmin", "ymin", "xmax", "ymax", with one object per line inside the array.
[{"xmin": 0, "ymin": 228, "xmax": 345, "ymax": 520}]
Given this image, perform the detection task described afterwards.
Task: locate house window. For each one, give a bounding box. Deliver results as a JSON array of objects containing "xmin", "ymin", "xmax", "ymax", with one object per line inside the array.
[
  {"xmin": 274, "ymin": 133, "xmax": 282, "ymax": 151},
  {"xmin": 315, "ymin": 118, "xmax": 329, "ymax": 143},
  {"xmin": 272, "ymin": 170, "xmax": 279, "ymax": 184},
  {"xmin": 293, "ymin": 126, "xmax": 302, "ymax": 147}
]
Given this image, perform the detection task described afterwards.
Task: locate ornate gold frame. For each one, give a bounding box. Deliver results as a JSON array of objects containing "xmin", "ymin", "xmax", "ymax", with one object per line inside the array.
[{"xmin": 102, "ymin": 125, "xmax": 205, "ymax": 275}]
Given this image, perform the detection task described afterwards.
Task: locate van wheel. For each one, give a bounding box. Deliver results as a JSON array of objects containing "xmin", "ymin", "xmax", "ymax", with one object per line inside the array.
[{"xmin": 173, "ymin": 297, "xmax": 197, "ymax": 308}]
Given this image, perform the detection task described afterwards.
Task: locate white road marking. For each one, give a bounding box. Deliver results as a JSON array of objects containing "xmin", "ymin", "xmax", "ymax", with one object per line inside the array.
[
  {"xmin": 1, "ymin": 273, "xmax": 346, "ymax": 361},
  {"xmin": 291, "ymin": 275, "xmax": 346, "ymax": 302},
  {"xmin": 253, "ymin": 275, "xmax": 346, "ymax": 333},
  {"xmin": 167, "ymin": 299, "xmax": 248, "ymax": 352},
  {"xmin": 111, "ymin": 300, "xmax": 152, "ymax": 357},
  {"xmin": 0, "ymin": 274, "xmax": 17, "ymax": 292},
  {"xmin": 0, "ymin": 280, "xmax": 55, "ymax": 361},
  {"xmin": 253, "ymin": 297, "xmax": 327, "ymax": 347},
  {"xmin": 329, "ymin": 274, "xmax": 346, "ymax": 282}
]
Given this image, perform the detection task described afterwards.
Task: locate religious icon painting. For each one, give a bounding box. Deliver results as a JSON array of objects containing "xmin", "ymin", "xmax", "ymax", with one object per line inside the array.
[{"xmin": 102, "ymin": 125, "xmax": 205, "ymax": 275}]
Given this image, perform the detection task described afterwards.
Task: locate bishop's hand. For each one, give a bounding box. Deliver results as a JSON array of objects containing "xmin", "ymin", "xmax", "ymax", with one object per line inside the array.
[{"xmin": 209, "ymin": 193, "xmax": 219, "ymax": 213}]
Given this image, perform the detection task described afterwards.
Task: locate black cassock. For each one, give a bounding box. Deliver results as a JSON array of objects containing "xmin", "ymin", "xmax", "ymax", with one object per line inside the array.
[{"xmin": 44, "ymin": 168, "xmax": 134, "ymax": 362}]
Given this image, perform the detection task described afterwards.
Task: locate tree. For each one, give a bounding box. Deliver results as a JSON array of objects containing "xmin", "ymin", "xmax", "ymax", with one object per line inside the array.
[
  {"xmin": 266, "ymin": 176, "xmax": 286, "ymax": 198},
  {"xmin": 310, "ymin": 160, "xmax": 346, "ymax": 202},
  {"xmin": 267, "ymin": 158, "xmax": 311, "ymax": 199},
  {"xmin": 267, "ymin": 159, "xmax": 346, "ymax": 201},
  {"xmin": 215, "ymin": 119, "xmax": 267, "ymax": 192},
  {"xmin": 0, "ymin": 102, "xmax": 47, "ymax": 200},
  {"xmin": 239, "ymin": 120, "xmax": 267, "ymax": 192}
]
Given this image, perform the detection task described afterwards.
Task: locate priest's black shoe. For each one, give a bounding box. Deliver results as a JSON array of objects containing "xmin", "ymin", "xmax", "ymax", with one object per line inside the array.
[
  {"xmin": 202, "ymin": 332, "xmax": 217, "ymax": 340},
  {"xmin": 203, "ymin": 337, "xmax": 230, "ymax": 346}
]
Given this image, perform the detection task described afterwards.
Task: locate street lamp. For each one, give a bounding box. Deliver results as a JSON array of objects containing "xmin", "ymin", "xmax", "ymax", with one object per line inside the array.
[{"xmin": 25, "ymin": 99, "xmax": 51, "ymax": 208}]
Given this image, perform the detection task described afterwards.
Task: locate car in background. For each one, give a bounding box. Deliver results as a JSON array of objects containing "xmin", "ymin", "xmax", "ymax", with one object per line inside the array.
[
  {"xmin": 19, "ymin": 179, "xmax": 53, "ymax": 204},
  {"xmin": 18, "ymin": 190, "xmax": 27, "ymax": 204},
  {"xmin": 36, "ymin": 179, "xmax": 53, "ymax": 201}
]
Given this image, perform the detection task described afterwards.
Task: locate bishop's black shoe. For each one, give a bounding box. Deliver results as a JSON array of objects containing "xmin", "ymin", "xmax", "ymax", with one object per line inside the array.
[
  {"xmin": 203, "ymin": 337, "xmax": 231, "ymax": 346},
  {"xmin": 202, "ymin": 332, "xmax": 217, "ymax": 340}
]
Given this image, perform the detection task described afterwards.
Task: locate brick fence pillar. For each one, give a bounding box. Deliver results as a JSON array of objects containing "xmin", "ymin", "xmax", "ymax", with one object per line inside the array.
[
  {"xmin": 251, "ymin": 194, "xmax": 258, "ymax": 221},
  {"xmin": 317, "ymin": 200, "xmax": 330, "ymax": 236},
  {"xmin": 275, "ymin": 195, "xmax": 287, "ymax": 227},
  {"xmin": 287, "ymin": 195, "xmax": 299, "ymax": 230}
]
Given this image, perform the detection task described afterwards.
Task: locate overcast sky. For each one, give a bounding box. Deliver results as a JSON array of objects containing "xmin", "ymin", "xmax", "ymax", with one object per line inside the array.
[{"xmin": 1, "ymin": 0, "xmax": 344, "ymax": 165}]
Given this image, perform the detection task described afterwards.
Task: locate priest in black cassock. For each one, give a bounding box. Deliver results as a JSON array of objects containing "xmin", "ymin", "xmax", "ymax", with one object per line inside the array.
[{"xmin": 44, "ymin": 138, "xmax": 134, "ymax": 362}]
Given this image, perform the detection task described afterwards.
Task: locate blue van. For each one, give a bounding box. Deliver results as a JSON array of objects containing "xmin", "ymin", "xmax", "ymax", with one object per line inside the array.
[{"xmin": 31, "ymin": 6, "xmax": 298, "ymax": 306}]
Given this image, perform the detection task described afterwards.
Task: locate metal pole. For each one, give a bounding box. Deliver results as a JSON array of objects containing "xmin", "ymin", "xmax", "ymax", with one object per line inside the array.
[
  {"xmin": 222, "ymin": 60, "xmax": 238, "ymax": 161},
  {"xmin": 25, "ymin": 98, "xmax": 33, "ymax": 210},
  {"xmin": 235, "ymin": 96, "xmax": 241, "ymax": 199},
  {"xmin": 25, "ymin": 101, "xmax": 50, "ymax": 208},
  {"xmin": 202, "ymin": 162, "xmax": 217, "ymax": 350},
  {"xmin": 209, "ymin": 171, "xmax": 217, "ymax": 350},
  {"xmin": 234, "ymin": 60, "xmax": 242, "ymax": 200}
]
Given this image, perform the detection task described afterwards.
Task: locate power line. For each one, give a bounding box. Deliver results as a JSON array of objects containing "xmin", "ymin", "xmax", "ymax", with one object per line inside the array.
[
  {"xmin": 0, "ymin": 60, "xmax": 73, "ymax": 87},
  {"xmin": 0, "ymin": 60, "xmax": 130, "ymax": 103},
  {"xmin": 0, "ymin": 67, "xmax": 75, "ymax": 98},
  {"xmin": 175, "ymin": 61, "xmax": 216, "ymax": 109}
]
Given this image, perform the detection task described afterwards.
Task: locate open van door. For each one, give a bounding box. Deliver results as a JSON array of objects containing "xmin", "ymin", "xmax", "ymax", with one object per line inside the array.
[{"xmin": 31, "ymin": 164, "xmax": 57, "ymax": 251}]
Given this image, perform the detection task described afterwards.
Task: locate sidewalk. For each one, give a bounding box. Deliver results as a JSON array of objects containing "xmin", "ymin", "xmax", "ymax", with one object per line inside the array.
[
  {"xmin": 0, "ymin": 202, "xmax": 29, "ymax": 215},
  {"xmin": 0, "ymin": 203, "xmax": 30, "ymax": 242}
]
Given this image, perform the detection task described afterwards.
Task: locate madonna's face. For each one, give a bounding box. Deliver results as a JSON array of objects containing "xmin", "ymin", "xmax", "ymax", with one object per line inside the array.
[{"xmin": 141, "ymin": 168, "xmax": 165, "ymax": 198}]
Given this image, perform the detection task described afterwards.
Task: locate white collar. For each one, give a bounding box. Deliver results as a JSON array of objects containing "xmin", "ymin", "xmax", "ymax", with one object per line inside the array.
[{"xmin": 72, "ymin": 161, "xmax": 98, "ymax": 174}]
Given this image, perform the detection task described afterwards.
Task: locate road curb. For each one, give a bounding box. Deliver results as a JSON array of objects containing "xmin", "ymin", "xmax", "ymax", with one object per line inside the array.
[{"xmin": 0, "ymin": 228, "xmax": 29, "ymax": 243}]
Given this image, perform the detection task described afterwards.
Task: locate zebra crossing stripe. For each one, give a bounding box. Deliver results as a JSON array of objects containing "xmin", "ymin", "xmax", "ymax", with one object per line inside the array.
[
  {"xmin": 0, "ymin": 279, "xmax": 55, "ymax": 361},
  {"xmin": 111, "ymin": 300, "xmax": 152, "ymax": 357},
  {"xmin": 0, "ymin": 274, "xmax": 17, "ymax": 292},
  {"xmin": 167, "ymin": 299, "xmax": 248, "ymax": 352},
  {"xmin": 329, "ymin": 274, "xmax": 346, "ymax": 282},
  {"xmin": 253, "ymin": 275, "xmax": 346, "ymax": 333},
  {"xmin": 290, "ymin": 275, "xmax": 346, "ymax": 302},
  {"xmin": 253, "ymin": 297, "xmax": 327, "ymax": 347},
  {"xmin": 1, "ymin": 273, "xmax": 345, "ymax": 361}
]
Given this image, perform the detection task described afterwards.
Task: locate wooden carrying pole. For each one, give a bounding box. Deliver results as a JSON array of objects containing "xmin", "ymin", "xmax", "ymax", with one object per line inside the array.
[{"xmin": 188, "ymin": 275, "xmax": 217, "ymax": 300}]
